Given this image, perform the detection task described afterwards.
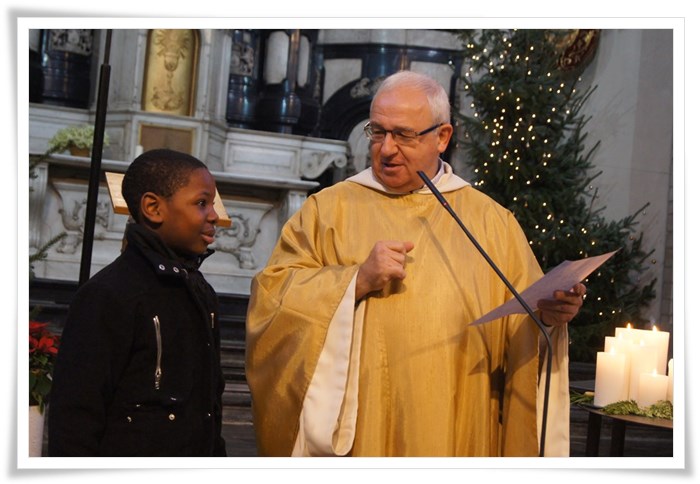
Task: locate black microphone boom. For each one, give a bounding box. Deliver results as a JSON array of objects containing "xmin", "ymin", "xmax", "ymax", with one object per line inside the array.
[{"xmin": 417, "ymin": 170, "xmax": 553, "ymax": 458}]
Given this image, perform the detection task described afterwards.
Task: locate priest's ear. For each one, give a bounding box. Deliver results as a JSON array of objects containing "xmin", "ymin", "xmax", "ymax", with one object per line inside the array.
[
  {"xmin": 437, "ymin": 123, "xmax": 454, "ymax": 153},
  {"xmin": 140, "ymin": 192, "xmax": 165, "ymax": 226}
]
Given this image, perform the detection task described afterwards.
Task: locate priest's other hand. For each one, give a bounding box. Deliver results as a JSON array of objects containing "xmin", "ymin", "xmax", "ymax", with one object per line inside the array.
[
  {"xmin": 355, "ymin": 240, "xmax": 414, "ymax": 301},
  {"xmin": 537, "ymin": 282, "xmax": 586, "ymax": 327}
]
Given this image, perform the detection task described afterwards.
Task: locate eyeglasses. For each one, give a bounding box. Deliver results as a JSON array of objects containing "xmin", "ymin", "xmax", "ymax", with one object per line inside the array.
[{"xmin": 363, "ymin": 122, "xmax": 443, "ymax": 145}]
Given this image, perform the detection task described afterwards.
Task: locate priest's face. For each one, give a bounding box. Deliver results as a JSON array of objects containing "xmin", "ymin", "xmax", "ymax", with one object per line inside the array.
[{"xmin": 368, "ymin": 85, "xmax": 453, "ymax": 193}]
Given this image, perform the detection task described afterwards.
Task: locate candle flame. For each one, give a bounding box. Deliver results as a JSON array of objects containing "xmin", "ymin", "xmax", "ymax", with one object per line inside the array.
[
  {"xmin": 626, "ymin": 322, "xmax": 632, "ymax": 329},
  {"xmin": 652, "ymin": 325, "xmax": 658, "ymax": 332}
]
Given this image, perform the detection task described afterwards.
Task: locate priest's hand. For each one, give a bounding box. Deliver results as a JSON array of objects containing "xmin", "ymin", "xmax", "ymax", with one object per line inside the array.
[
  {"xmin": 355, "ymin": 240, "xmax": 414, "ymax": 301},
  {"xmin": 537, "ymin": 282, "xmax": 586, "ymax": 327}
]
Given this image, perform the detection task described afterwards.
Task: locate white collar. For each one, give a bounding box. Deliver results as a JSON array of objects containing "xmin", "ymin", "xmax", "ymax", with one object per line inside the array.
[{"xmin": 346, "ymin": 160, "xmax": 470, "ymax": 195}]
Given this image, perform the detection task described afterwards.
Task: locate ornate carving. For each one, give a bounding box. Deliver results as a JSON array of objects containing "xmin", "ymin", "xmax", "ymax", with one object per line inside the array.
[
  {"xmin": 49, "ymin": 29, "xmax": 93, "ymax": 56},
  {"xmin": 350, "ymin": 76, "xmax": 386, "ymax": 99},
  {"xmin": 56, "ymin": 196, "xmax": 110, "ymax": 254},
  {"xmin": 556, "ymin": 29, "xmax": 600, "ymax": 72},
  {"xmin": 211, "ymin": 211, "xmax": 265, "ymax": 270},
  {"xmin": 231, "ymin": 39, "xmax": 256, "ymax": 77},
  {"xmin": 300, "ymin": 150, "xmax": 348, "ymax": 179}
]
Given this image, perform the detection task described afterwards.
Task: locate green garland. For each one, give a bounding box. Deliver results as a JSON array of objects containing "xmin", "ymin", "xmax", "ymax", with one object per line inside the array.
[{"xmin": 570, "ymin": 391, "xmax": 673, "ymax": 420}]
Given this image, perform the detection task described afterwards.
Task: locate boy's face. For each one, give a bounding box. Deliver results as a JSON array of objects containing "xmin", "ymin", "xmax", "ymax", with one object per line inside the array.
[{"xmin": 157, "ymin": 168, "xmax": 219, "ymax": 257}]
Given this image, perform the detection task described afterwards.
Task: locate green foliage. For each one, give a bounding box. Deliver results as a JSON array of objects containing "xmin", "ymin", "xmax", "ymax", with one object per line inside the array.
[
  {"xmin": 47, "ymin": 123, "xmax": 109, "ymax": 153},
  {"xmin": 603, "ymin": 399, "xmax": 673, "ymax": 420},
  {"xmin": 570, "ymin": 391, "xmax": 594, "ymax": 406},
  {"xmin": 571, "ymin": 392, "xmax": 673, "ymax": 420},
  {"xmin": 455, "ymin": 29, "xmax": 656, "ymax": 361}
]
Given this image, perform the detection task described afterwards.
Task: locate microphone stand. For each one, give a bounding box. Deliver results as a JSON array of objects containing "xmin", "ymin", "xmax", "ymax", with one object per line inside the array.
[{"xmin": 417, "ymin": 170, "xmax": 553, "ymax": 458}]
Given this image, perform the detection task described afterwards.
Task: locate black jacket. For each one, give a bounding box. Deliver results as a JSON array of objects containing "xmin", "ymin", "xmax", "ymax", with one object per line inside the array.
[{"xmin": 48, "ymin": 224, "xmax": 227, "ymax": 456}]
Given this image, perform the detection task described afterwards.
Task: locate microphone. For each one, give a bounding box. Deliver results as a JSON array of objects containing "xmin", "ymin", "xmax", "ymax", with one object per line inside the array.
[{"xmin": 417, "ymin": 170, "xmax": 553, "ymax": 458}]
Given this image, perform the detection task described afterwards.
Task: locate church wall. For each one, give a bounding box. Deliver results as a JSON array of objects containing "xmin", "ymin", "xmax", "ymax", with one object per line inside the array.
[
  {"xmin": 27, "ymin": 28, "xmax": 675, "ymax": 328},
  {"xmin": 577, "ymin": 29, "xmax": 673, "ymax": 326}
]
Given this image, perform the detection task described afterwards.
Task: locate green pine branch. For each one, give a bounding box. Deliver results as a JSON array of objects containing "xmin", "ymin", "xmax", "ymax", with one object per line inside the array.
[{"xmin": 455, "ymin": 29, "xmax": 656, "ymax": 361}]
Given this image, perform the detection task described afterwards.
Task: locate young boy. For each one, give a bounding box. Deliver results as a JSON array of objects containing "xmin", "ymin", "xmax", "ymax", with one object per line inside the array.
[{"xmin": 48, "ymin": 149, "xmax": 227, "ymax": 456}]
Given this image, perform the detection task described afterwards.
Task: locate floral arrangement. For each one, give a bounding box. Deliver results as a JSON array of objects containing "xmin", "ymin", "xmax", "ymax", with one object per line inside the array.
[
  {"xmin": 29, "ymin": 321, "xmax": 60, "ymax": 413},
  {"xmin": 47, "ymin": 124, "xmax": 109, "ymax": 154}
]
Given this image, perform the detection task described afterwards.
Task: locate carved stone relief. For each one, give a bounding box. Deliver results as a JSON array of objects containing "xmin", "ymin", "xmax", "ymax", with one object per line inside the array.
[
  {"xmin": 49, "ymin": 29, "xmax": 93, "ymax": 56},
  {"xmin": 210, "ymin": 199, "xmax": 274, "ymax": 270},
  {"xmin": 52, "ymin": 181, "xmax": 114, "ymax": 255},
  {"xmin": 300, "ymin": 150, "xmax": 347, "ymax": 179}
]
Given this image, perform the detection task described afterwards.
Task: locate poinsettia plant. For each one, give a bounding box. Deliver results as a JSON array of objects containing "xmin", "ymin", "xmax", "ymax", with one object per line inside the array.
[{"xmin": 29, "ymin": 321, "xmax": 60, "ymax": 413}]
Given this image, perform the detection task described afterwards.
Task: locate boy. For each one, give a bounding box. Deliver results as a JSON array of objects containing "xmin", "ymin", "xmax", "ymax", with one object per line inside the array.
[{"xmin": 48, "ymin": 149, "xmax": 227, "ymax": 456}]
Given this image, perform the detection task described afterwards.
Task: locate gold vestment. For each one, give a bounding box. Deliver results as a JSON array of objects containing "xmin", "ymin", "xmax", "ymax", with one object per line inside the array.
[{"xmin": 246, "ymin": 166, "xmax": 569, "ymax": 457}]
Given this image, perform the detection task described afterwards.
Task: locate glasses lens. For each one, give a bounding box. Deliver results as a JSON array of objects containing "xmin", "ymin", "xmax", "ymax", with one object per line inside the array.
[
  {"xmin": 393, "ymin": 130, "xmax": 416, "ymax": 144},
  {"xmin": 365, "ymin": 125, "xmax": 384, "ymax": 141}
]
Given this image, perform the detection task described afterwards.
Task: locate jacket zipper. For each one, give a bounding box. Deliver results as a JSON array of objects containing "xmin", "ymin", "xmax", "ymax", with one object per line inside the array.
[{"xmin": 153, "ymin": 315, "xmax": 163, "ymax": 390}]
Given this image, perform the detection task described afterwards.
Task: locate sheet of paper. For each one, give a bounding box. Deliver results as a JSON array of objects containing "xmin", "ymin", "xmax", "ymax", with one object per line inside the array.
[{"xmin": 470, "ymin": 249, "xmax": 618, "ymax": 326}]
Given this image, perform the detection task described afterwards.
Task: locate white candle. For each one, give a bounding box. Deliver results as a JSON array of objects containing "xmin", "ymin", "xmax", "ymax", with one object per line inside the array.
[
  {"xmin": 638, "ymin": 369, "xmax": 669, "ymax": 408},
  {"xmin": 615, "ymin": 322, "xmax": 645, "ymax": 344},
  {"xmin": 594, "ymin": 348, "xmax": 628, "ymax": 407},
  {"xmin": 638, "ymin": 325, "xmax": 670, "ymax": 375},
  {"xmin": 602, "ymin": 337, "xmax": 631, "ymax": 399},
  {"xmin": 667, "ymin": 359, "xmax": 674, "ymax": 404},
  {"xmin": 628, "ymin": 340, "xmax": 656, "ymax": 402}
]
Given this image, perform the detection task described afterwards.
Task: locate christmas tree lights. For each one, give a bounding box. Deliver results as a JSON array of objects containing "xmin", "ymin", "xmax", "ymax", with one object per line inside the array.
[{"xmin": 454, "ymin": 29, "xmax": 656, "ymax": 362}]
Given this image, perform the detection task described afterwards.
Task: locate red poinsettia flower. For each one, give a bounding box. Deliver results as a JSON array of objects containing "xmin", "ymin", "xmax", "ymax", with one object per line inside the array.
[{"xmin": 29, "ymin": 320, "xmax": 60, "ymax": 412}]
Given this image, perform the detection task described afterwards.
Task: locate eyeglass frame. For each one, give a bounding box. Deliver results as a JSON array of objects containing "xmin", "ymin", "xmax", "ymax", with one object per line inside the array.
[{"xmin": 363, "ymin": 122, "xmax": 444, "ymax": 145}]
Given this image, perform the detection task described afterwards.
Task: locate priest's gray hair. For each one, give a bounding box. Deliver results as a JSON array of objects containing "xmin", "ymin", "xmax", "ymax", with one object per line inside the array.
[{"xmin": 372, "ymin": 70, "xmax": 451, "ymax": 125}]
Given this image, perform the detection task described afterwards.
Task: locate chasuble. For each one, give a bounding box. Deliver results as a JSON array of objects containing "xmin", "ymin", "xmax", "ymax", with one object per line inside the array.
[{"xmin": 245, "ymin": 164, "xmax": 570, "ymax": 457}]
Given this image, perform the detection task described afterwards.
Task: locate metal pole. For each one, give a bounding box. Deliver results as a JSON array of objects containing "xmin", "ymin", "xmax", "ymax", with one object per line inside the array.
[{"xmin": 78, "ymin": 29, "xmax": 112, "ymax": 286}]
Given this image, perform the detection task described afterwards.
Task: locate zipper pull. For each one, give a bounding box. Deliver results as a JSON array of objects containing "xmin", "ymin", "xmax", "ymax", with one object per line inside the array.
[
  {"xmin": 210, "ymin": 312, "xmax": 215, "ymax": 329},
  {"xmin": 153, "ymin": 316, "xmax": 163, "ymax": 390}
]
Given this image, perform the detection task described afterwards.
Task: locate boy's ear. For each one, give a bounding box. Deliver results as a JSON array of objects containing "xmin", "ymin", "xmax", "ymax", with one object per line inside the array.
[{"xmin": 140, "ymin": 192, "xmax": 164, "ymax": 224}]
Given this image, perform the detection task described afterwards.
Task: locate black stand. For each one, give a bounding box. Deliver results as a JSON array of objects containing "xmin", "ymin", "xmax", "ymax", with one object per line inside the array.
[
  {"xmin": 79, "ymin": 30, "xmax": 112, "ymax": 286},
  {"xmin": 417, "ymin": 170, "xmax": 553, "ymax": 457}
]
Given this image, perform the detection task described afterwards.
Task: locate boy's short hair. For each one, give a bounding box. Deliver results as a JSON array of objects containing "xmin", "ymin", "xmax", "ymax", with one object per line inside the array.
[{"xmin": 122, "ymin": 149, "xmax": 208, "ymax": 222}]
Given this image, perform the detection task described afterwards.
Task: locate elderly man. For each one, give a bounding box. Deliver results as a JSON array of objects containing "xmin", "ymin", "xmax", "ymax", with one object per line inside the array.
[{"xmin": 245, "ymin": 70, "xmax": 584, "ymax": 457}]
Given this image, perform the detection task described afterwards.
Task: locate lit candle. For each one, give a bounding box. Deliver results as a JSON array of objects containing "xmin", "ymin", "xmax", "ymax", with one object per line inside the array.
[
  {"xmin": 638, "ymin": 325, "xmax": 670, "ymax": 375},
  {"xmin": 667, "ymin": 359, "xmax": 674, "ymax": 404},
  {"xmin": 615, "ymin": 322, "xmax": 645, "ymax": 344},
  {"xmin": 628, "ymin": 340, "xmax": 656, "ymax": 402},
  {"xmin": 594, "ymin": 348, "xmax": 628, "ymax": 407},
  {"xmin": 638, "ymin": 369, "xmax": 669, "ymax": 408}
]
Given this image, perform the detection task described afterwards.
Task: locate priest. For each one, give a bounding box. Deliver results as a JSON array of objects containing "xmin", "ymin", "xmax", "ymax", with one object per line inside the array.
[{"xmin": 245, "ymin": 70, "xmax": 585, "ymax": 457}]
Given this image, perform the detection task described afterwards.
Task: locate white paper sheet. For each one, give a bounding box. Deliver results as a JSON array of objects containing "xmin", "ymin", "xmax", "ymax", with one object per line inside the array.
[{"xmin": 470, "ymin": 249, "xmax": 618, "ymax": 326}]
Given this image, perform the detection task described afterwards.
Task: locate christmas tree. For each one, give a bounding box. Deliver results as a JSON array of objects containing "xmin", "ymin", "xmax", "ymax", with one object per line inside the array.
[{"xmin": 454, "ymin": 29, "xmax": 656, "ymax": 362}]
